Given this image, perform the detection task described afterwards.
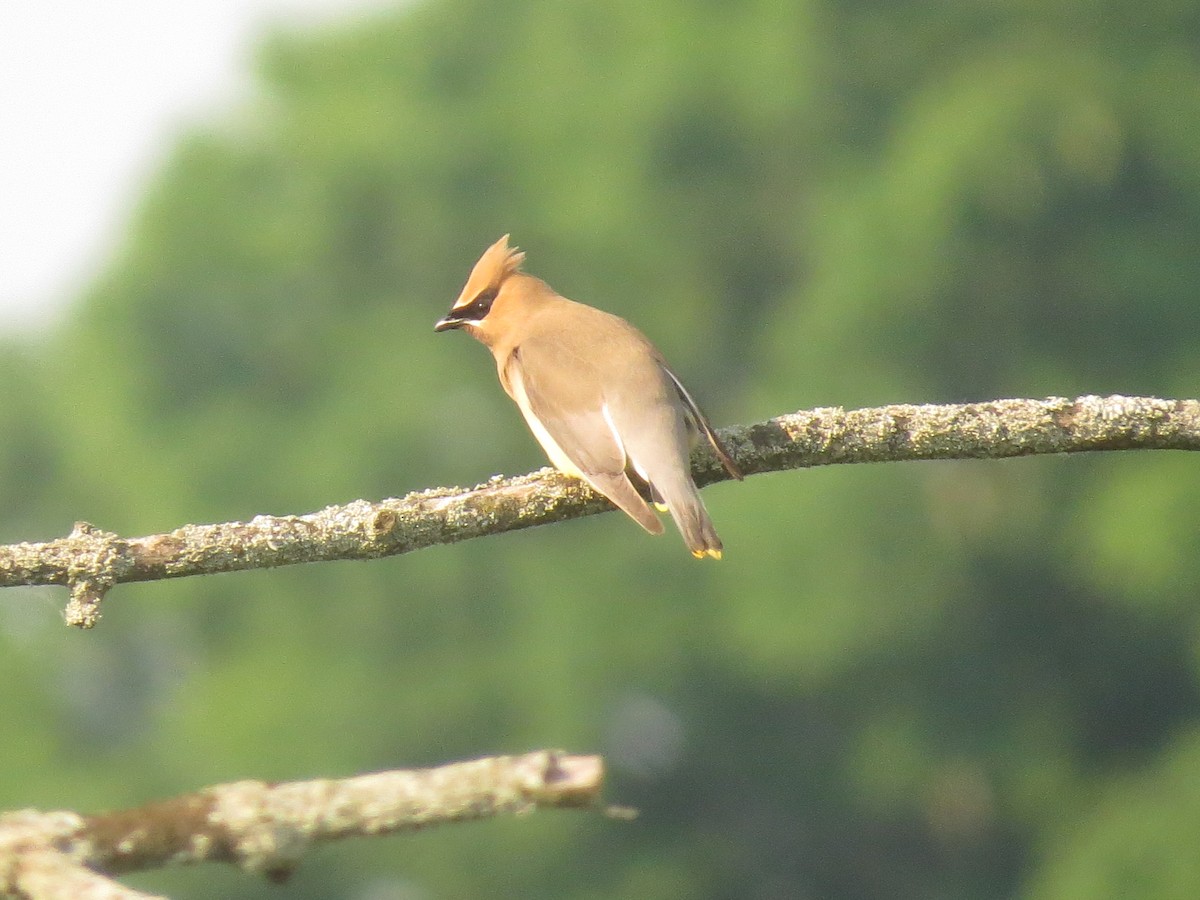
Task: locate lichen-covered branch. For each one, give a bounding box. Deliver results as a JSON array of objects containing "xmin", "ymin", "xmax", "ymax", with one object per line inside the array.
[
  {"xmin": 0, "ymin": 751, "xmax": 604, "ymax": 899},
  {"xmin": 0, "ymin": 394, "xmax": 1196, "ymax": 627}
]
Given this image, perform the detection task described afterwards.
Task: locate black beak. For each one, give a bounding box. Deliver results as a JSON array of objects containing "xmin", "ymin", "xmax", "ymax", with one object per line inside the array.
[{"xmin": 433, "ymin": 312, "xmax": 464, "ymax": 332}]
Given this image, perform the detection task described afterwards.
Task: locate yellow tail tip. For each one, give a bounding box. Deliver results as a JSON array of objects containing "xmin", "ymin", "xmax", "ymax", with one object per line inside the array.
[{"xmin": 691, "ymin": 548, "xmax": 723, "ymax": 560}]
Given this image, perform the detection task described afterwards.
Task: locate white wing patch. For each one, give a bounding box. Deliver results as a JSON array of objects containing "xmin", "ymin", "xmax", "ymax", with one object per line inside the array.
[
  {"xmin": 606, "ymin": 401, "xmax": 658, "ymax": 496},
  {"xmin": 600, "ymin": 401, "xmax": 633, "ymax": 470}
]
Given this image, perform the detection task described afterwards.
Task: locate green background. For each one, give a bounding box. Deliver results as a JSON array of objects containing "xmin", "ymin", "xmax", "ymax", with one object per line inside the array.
[{"xmin": 3, "ymin": 1, "xmax": 1199, "ymax": 897}]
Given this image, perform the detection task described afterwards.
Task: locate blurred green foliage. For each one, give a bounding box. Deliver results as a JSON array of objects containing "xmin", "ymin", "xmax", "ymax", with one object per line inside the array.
[{"xmin": 3, "ymin": 0, "xmax": 1200, "ymax": 897}]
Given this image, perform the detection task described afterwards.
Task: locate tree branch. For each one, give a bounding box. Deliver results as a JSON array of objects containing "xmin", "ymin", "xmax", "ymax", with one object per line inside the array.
[
  {"xmin": 0, "ymin": 751, "xmax": 605, "ymax": 899},
  {"xmin": 1, "ymin": 394, "xmax": 1195, "ymax": 627}
]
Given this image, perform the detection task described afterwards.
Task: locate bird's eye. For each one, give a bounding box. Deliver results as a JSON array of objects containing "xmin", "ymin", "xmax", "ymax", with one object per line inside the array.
[{"xmin": 473, "ymin": 287, "xmax": 498, "ymax": 314}]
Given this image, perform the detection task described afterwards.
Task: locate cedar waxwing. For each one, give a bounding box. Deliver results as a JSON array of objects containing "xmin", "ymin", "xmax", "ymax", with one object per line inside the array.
[{"xmin": 434, "ymin": 235, "xmax": 742, "ymax": 558}]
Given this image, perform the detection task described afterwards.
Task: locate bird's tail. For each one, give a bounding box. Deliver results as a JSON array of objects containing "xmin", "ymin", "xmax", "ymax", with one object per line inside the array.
[{"xmin": 664, "ymin": 486, "xmax": 724, "ymax": 560}]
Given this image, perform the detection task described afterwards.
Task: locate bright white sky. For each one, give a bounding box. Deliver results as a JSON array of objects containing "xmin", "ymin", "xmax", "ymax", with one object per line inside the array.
[{"xmin": 0, "ymin": 0, "xmax": 394, "ymax": 334}]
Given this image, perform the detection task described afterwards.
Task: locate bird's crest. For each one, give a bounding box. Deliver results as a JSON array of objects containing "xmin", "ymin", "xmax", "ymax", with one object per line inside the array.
[{"xmin": 452, "ymin": 234, "xmax": 525, "ymax": 310}]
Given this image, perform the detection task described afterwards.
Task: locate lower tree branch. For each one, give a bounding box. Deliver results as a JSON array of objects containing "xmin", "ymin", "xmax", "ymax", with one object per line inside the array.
[
  {"xmin": 0, "ymin": 751, "xmax": 604, "ymax": 899},
  {"xmin": 0, "ymin": 394, "xmax": 1196, "ymax": 627}
]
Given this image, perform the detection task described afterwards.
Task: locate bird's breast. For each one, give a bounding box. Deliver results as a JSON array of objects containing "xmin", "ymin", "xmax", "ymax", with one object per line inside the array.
[{"xmin": 504, "ymin": 357, "xmax": 586, "ymax": 479}]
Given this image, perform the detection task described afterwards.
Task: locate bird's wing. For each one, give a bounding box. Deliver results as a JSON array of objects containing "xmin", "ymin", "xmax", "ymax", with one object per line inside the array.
[
  {"xmin": 660, "ymin": 364, "xmax": 743, "ymax": 480},
  {"xmin": 505, "ymin": 340, "xmax": 663, "ymax": 535}
]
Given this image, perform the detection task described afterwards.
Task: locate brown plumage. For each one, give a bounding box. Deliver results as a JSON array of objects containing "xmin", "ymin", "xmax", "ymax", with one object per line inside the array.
[{"xmin": 435, "ymin": 235, "xmax": 742, "ymax": 558}]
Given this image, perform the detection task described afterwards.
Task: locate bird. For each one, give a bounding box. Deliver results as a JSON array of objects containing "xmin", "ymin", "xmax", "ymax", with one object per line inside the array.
[{"xmin": 434, "ymin": 235, "xmax": 742, "ymax": 558}]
